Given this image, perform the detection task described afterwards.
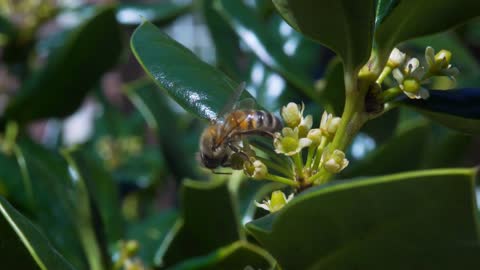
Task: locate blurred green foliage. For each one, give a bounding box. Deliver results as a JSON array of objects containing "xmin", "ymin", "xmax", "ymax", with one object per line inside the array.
[{"xmin": 0, "ymin": 0, "xmax": 479, "ymax": 269}]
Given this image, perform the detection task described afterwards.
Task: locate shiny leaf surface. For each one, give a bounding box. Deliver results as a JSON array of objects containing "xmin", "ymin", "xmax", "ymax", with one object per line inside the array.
[
  {"xmin": 271, "ymin": 0, "xmax": 375, "ymax": 71},
  {"xmin": 131, "ymin": 21, "xmax": 253, "ymax": 121},
  {"xmin": 375, "ymin": 0, "xmax": 480, "ymax": 59},
  {"xmin": 247, "ymin": 168, "xmax": 480, "ymax": 269}
]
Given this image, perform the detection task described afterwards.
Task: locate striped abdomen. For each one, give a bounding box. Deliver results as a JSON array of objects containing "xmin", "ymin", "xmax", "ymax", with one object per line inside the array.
[{"xmin": 223, "ymin": 110, "xmax": 282, "ymax": 137}]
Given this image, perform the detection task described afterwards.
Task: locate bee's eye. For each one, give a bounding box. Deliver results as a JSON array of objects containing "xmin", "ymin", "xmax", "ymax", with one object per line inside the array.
[{"xmin": 201, "ymin": 153, "xmax": 220, "ymax": 169}]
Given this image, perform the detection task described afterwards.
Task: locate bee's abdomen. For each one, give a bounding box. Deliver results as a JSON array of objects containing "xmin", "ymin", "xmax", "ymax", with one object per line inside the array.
[{"xmin": 244, "ymin": 110, "xmax": 282, "ymax": 134}]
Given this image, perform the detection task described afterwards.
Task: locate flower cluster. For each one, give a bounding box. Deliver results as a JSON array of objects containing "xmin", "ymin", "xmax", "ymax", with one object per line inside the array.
[
  {"xmin": 384, "ymin": 47, "xmax": 459, "ymax": 100},
  {"xmin": 249, "ymin": 103, "xmax": 349, "ymax": 212},
  {"xmin": 275, "ymin": 103, "xmax": 348, "ymax": 182}
]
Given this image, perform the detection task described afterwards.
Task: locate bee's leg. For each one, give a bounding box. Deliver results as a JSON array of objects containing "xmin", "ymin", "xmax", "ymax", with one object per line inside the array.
[{"xmin": 227, "ymin": 142, "xmax": 251, "ymax": 169}]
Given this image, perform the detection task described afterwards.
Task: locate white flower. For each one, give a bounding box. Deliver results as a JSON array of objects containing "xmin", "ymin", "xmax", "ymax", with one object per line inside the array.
[
  {"xmin": 392, "ymin": 57, "xmax": 429, "ymax": 100},
  {"xmin": 387, "ymin": 48, "xmax": 406, "ymax": 69},
  {"xmin": 273, "ymin": 127, "xmax": 312, "ymax": 156},
  {"xmin": 244, "ymin": 159, "xmax": 268, "ymax": 179},
  {"xmin": 281, "ymin": 102, "xmax": 303, "ymax": 128},
  {"xmin": 255, "ymin": 190, "xmax": 294, "ymax": 213},
  {"xmin": 322, "ymin": 149, "xmax": 349, "ymax": 173},
  {"xmin": 319, "ymin": 111, "xmax": 341, "ymax": 138}
]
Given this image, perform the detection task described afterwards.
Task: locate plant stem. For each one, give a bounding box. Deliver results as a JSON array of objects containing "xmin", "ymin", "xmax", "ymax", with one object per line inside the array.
[
  {"xmin": 311, "ymin": 73, "xmax": 368, "ymax": 185},
  {"xmin": 292, "ymin": 153, "xmax": 303, "ymax": 178},
  {"xmin": 380, "ymin": 86, "xmax": 402, "ymax": 103},
  {"xmin": 305, "ymin": 145, "xmax": 316, "ymax": 168},
  {"xmin": 263, "ymin": 173, "xmax": 299, "ymax": 187},
  {"xmin": 376, "ymin": 66, "xmax": 392, "ymax": 84}
]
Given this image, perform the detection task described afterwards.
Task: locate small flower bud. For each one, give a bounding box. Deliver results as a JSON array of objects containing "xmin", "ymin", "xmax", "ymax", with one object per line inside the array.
[
  {"xmin": 244, "ymin": 159, "xmax": 268, "ymax": 179},
  {"xmin": 281, "ymin": 102, "xmax": 303, "ymax": 128},
  {"xmin": 255, "ymin": 190, "xmax": 293, "ymax": 213},
  {"xmin": 434, "ymin": 49, "xmax": 452, "ymax": 69},
  {"xmin": 307, "ymin": 128, "xmax": 322, "ymax": 145},
  {"xmin": 387, "ymin": 48, "xmax": 406, "ymax": 69},
  {"xmin": 297, "ymin": 114, "xmax": 313, "ymax": 137},
  {"xmin": 320, "ymin": 111, "xmax": 341, "ymax": 138},
  {"xmin": 323, "ymin": 149, "xmax": 349, "ymax": 173}
]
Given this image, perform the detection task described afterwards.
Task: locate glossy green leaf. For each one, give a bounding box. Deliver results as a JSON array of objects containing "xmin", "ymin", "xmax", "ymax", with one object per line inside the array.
[
  {"xmin": 123, "ymin": 79, "xmax": 198, "ymax": 180},
  {"xmin": 61, "ymin": 148, "xmax": 110, "ymax": 270},
  {"xmin": 375, "ymin": 0, "xmax": 480, "ymax": 59},
  {"xmin": 63, "ymin": 149, "xmax": 123, "ymax": 245},
  {"xmin": 215, "ymin": 0, "xmax": 319, "ymax": 103},
  {"xmin": 344, "ymin": 120, "xmax": 429, "ymax": 178},
  {"xmin": 131, "ymin": 21, "xmax": 253, "ymax": 121},
  {"xmin": 399, "ymin": 89, "xmax": 480, "ymax": 134},
  {"xmin": 0, "ymin": 196, "xmax": 75, "ymax": 270},
  {"xmin": 127, "ymin": 210, "xmax": 178, "ymax": 266},
  {"xmin": 155, "ymin": 179, "xmax": 242, "ymax": 267},
  {"xmin": 247, "ymin": 168, "xmax": 480, "ymax": 269},
  {"xmin": 0, "ymin": 14, "xmax": 15, "ymax": 42},
  {"xmin": 318, "ymin": 57, "xmax": 345, "ymax": 115},
  {"xmin": 2, "ymin": 6, "xmax": 122, "ymax": 125},
  {"xmin": 272, "ymin": 0, "xmax": 375, "ymax": 71},
  {"xmin": 116, "ymin": 1, "xmax": 191, "ymax": 25},
  {"xmin": 169, "ymin": 241, "xmax": 276, "ymax": 270},
  {"xmin": 375, "ymin": 0, "xmax": 399, "ymax": 27},
  {"xmin": 14, "ymin": 139, "xmax": 89, "ymax": 270},
  {"xmin": 420, "ymin": 128, "xmax": 472, "ymax": 169}
]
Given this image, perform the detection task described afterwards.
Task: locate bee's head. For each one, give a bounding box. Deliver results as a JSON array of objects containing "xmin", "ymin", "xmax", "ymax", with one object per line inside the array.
[{"xmin": 199, "ymin": 126, "xmax": 229, "ymax": 169}]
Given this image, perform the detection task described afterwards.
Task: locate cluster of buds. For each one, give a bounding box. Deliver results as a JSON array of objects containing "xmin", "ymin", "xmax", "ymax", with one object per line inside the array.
[
  {"xmin": 384, "ymin": 47, "xmax": 459, "ymax": 100},
  {"xmin": 275, "ymin": 103, "xmax": 348, "ymax": 181},
  {"xmin": 252, "ymin": 103, "xmax": 349, "ymax": 212}
]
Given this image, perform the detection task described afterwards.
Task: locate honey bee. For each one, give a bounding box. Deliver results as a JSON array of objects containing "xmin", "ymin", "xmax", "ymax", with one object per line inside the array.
[{"xmin": 199, "ymin": 83, "xmax": 283, "ymax": 170}]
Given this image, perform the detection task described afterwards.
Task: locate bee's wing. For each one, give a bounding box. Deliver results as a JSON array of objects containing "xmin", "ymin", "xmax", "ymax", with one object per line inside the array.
[
  {"xmin": 234, "ymin": 97, "xmax": 256, "ymax": 111},
  {"xmin": 218, "ymin": 81, "xmax": 247, "ymax": 120}
]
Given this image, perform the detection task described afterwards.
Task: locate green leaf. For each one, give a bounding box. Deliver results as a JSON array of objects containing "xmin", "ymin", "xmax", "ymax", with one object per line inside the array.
[
  {"xmin": 116, "ymin": 1, "xmax": 191, "ymax": 25},
  {"xmin": 420, "ymin": 127, "xmax": 472, "ymax": 169},
  {"xmin": 318, "ymin": 57, "xmax": 346, "ymax": 115},
  {"xmin": 131, "ymin": 21, "xmax": 253, "ymax": 121},
  {"xmin": 14, "ymin": 139, "xmax": 89, "ymax": 270},
  {"xmin": 169, "ymin": 241, "xmax": 276, "ymax": 270},
  {"xmin": 247, "ymin": 168, "xmax": 480, "ymax": 269},
  {"xmin": 3, "ymin": 6, "xmax": 122, "ymax": 125},
  {"xmin": 62, "ymin": 149, "xmax": 124, "ymax": 245},
  {"xmin": 0, "ymin": 196, "xmax": 75, "ymax": 270},
  {"xmin": 215, "ymin": 0, "xmax": 319, "ymax": 103},
  {"xmin": 399, "ymin": 88, "xmax": 480, "ymax": 134},
  {"xmin": 344, "ymin": 120, "xmax": 429, "ymax": 178},
  {"xmin": 127, "ymin": 210, "xmax": 178, "ymax": 266},
  {"xmin": 123, "ymin": 79, "xmax": 198, "ymax": 180},
  {"xmin": 61, "ymin": 148, "xmax": 110, "ymax": 270},
  {"xmin": 272, "ymin": 0, "xmax": 375, "ymax": 71},
  {"xmin": 375, "ymin": 0, "xmax": 480, "ymax": 59},
  {"xmin": 155, "ymin": 179, "xmax": 242, "ymax": 267}
]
